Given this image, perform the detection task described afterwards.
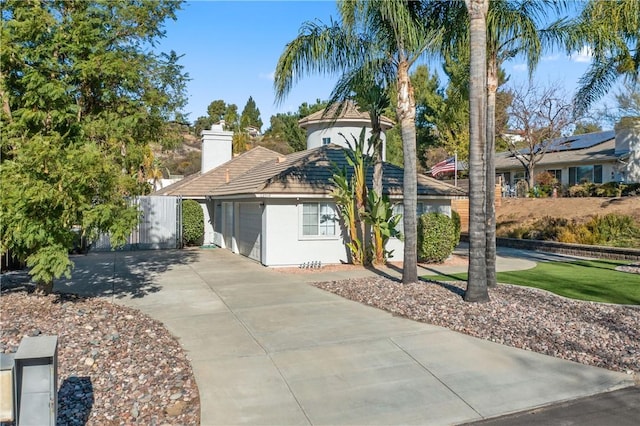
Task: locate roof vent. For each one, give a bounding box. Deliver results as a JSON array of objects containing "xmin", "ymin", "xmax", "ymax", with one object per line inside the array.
[
  {"xmin": 277, "ymin": 156, "xmax": 287, "ymax": 163},
  {"xmin": 225, "ymin": 169, "xmax": 230, "ymax": 183}
]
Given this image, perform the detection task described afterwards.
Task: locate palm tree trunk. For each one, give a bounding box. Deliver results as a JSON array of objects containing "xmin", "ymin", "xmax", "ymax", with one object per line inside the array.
[
  {"xmin": 397, "ymin": 60, "xmax": 418, "ymax": 284},
  {"xmin": 485, "ymin": 57, "xmax": 498, "ymax": 288},
  {"xmin": 464, "ymin": 0, "xmax": 490, "ymax": 302}
]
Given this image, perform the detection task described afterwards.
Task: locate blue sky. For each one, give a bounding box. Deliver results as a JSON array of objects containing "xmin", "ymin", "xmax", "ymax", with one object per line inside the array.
[{"xmin": 156, "ymin": 1, "xmax": 609, "ymax": 130}]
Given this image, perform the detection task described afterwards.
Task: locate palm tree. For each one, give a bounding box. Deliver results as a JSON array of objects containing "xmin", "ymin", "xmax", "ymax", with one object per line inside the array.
[
  {"xmin": 430, "ymin": 0, "xmax": 562, "ymax": 290},
  {"xmin": 464, "ymin": 0, "xmax": 490, "ymax": 302},
  {"xmin": 563, "ymin": 0, "xmax": 639, "ymax": 114},
  {"xmin": 274, "ymin": 0, "xmax": 438, "ymax": 283}
]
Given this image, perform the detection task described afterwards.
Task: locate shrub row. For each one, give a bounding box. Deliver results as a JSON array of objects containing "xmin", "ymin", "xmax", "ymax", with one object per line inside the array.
[{"xmin": 506, "ymin": 213, "xmax": 640, "ymax": 248}]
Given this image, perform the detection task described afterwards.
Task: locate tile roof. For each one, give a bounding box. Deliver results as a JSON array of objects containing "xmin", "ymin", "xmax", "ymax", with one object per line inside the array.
[
  {"xmin": 298, "ymin": 101, "xmax": 394, "ymax": 129},
  {"xmin": 155, "ymin": 146, "xmax": 281, "ymax": 197},
  {"xmin": 210, "ymin": 144, "xmax": 466, "ymax": 198},
  {"xmin": 495, "ymin": 132, "xmax": 618, "ymax": 170}
]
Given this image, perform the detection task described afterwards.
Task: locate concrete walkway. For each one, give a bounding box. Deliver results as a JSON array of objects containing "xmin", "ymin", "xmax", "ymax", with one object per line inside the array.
[{"xmin": 56, "ymin": 248, "xmax": 635, "ymax": 425}]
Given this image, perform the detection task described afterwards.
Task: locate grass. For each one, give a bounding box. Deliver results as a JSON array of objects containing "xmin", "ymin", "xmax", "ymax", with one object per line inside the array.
[{"xmin": 423, "ymin": 259, "xmax": 640, "ymax": 305}]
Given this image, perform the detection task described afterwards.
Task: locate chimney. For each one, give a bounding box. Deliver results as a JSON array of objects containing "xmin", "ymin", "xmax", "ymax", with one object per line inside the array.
[
  {"xmin": 615, "ymin": 117, "xmax": 640, "ymax": 183},
  {"xmin": 200, "ymin": 122, "xmax": 234, "ymax": 174},
  {"xmin": 615, "ymin": 116, "xmax": 640, "ymax": 155}
]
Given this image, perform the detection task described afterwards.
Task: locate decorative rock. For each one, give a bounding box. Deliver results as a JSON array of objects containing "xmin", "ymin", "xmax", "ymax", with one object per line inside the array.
[
  {"xmin": 0, "ymin": 292, "xmax": 200, "ymax": 425},
  {"xmin": 165, "ymin": 400, "xmax": 187, "ymax": 417}
]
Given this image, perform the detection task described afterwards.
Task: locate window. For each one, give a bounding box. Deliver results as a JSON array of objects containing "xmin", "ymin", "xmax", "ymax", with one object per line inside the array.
[
  {"xmin": 302, "ymin": 203, "xmax": 337, "ymax": 236},
  {"xmin": 322, "ymin": 137, "xmax": 331, "ymax": 145},
  {"xmin": 569, "ymin": 165, "xmax": 603, "ymax": 185}
]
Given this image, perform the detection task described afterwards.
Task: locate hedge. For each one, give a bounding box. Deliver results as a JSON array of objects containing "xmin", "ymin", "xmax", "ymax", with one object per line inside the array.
[{"xmin": 182, "ymin": 199, "xmax": 204, "ymax": 246}]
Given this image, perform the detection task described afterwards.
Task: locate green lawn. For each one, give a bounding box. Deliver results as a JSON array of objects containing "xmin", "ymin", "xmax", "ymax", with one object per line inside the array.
[{"xmin": 423, "ymin": 259, "xmax": 640, "ymax": 305}]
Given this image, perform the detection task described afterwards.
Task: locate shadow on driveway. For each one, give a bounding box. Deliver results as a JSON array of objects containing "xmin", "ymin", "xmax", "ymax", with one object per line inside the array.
[{"xmin": 52, "ymin": 249, "xmax": 201, "ymax": 299}]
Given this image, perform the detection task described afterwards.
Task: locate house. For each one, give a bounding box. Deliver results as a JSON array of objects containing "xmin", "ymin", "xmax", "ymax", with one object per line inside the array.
[
  {"xmin": 159, "ymin": 109, "xmax": 466, "ymax": 267},
  {"xmin": 298, "ymin": 101, "xmax": 394, "ymax": 160},
  {"xmin": 495, "ymin": 117, "xmax": 640, "ymax": 188}
]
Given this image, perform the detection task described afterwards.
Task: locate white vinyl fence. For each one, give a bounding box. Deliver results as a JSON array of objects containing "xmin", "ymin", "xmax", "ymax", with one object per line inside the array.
[{"xmin": 92, "ymin": 196, "xmax": 182, "ymax": 251}]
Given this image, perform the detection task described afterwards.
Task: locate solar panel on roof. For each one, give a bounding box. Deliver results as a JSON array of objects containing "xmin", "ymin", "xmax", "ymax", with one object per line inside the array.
[{"xmin": 512, "ymin": 130, "xmax": 615, "ymax": 155}]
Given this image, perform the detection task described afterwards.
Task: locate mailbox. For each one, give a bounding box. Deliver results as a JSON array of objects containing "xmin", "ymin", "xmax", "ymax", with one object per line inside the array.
[{"xmin": 14, "ymin": 335, "xmax": 58, "ymax": 426}]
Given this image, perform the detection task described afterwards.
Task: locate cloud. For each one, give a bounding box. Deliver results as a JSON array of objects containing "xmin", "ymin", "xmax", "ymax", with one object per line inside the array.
[
  {"xmin": 570, "ymin": 47, "xmax": 592, "ymax": 63},
  {"xmin": 259, "ymin": 71, "xmax": 275, "ymax": 81},
  {"xmin": 542, "ymin": 54, "xmax": 559, "ymax": 61},
  {"xmin": 512, "ymin": 63, "xmax": 527, "ymax": 72}
]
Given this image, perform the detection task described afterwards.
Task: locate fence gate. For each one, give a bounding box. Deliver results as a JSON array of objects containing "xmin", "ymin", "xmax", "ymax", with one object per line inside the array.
[{"xmin": 93, "ymin": 196, "xmax": 183, "ymax": 251}]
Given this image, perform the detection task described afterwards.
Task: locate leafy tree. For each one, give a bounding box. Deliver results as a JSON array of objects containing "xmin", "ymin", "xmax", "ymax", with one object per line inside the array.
[
  {"xmin": 506, "ymin": 82, "xmax": 576, "ymax": 190},
  {"xmin": 573, "ymin": 120, "xmax": 602, "ymax": 135},
  {"xmin": 193, "ymin": 115, "xmax": 214, "ymax": 136},
  {"xmin": 0, "ymin": 0, "xmax": 187, "ymax": 294},
  {"xmin": 207, "ymin": 100, "xmax": 227, "ymax": 123},
  {"xmin": 263, "ymin": 112, "xmax": 307, "ymax": 151},
  {"xmin": 263, "ymin": 99, "xmax": 326, "ymax": 152},
  {"xmin": 240, "ymin": 96, "xmax": 263, "ymax": 132}
]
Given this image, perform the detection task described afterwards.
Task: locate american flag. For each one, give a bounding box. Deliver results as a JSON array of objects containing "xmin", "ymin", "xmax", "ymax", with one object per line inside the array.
[{"xmin": 429, "ymin": 156, "xmax": 456, "ymax": 177}]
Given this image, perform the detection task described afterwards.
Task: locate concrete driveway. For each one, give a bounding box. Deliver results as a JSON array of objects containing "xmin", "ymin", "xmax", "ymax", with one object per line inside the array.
[{"xmin": 56, "ymin": 248, "xmax": 635, "ymax": 425}]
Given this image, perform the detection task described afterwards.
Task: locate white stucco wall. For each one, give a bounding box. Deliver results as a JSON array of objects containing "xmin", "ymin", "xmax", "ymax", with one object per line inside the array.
[
  {"xmin": 262, "ymin": 200, "xmax": 350, "ymax": 267},
  {"xmin": 305, "ymin": 121, "xmax": 387, "ymax": 161},
  {"xmin": 198, "ymin": 199, "xmax": 216, "ymax": 246}
]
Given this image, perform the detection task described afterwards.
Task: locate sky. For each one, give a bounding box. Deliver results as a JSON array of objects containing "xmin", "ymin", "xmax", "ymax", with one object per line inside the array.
[{"xmin": 155, "ymin": 0, "xmax": 614, "ymax": 130}]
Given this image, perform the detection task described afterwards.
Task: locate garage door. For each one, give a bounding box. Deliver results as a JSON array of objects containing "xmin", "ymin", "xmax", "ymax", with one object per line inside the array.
[{"xmin": 238, "ymin": 203, "xmax": 262, "ymax": 262}]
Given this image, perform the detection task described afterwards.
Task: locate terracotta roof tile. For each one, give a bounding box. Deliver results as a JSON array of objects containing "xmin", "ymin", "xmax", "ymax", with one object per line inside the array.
[
  {"xmin": 298, "ymin": 101, "xmax": 394, "ymax": 129},
  {"xmin": 210, "ymin": 145, "xmax": 466, "ymax": 198},
  {"xmin": 155, "ymin": 146, "xmax": 281, "ymax": 197}
]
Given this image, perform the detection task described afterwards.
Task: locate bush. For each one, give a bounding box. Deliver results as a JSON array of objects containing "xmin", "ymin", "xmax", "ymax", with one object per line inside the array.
[
  {"xmin": 182, "ymin": 199, "xmax": 204, "ymax": 246},
  {"xmin": 585, "ymin": 214, "xmax": 640, "ymax": 247},
  {"xmin": 568, "ymin": 183, "xmax": 591, "ymax": 197},
  {"xmin": 417, "ymin": 212, "xmax": 456, "ymax": 263},
  {"xmin": 451, "ymin": 210, "xmax": 461, "ymax": 245}
]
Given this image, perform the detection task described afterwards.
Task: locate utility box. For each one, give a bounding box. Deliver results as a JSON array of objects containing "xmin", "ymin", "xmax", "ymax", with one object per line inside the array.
[
  {"xmin": 14, "ymin": 335, "xmax": 58, "ymax": 426},
  {"xmin": 0, "ymin": 353, "xmax": 15, "ymax": 423}
]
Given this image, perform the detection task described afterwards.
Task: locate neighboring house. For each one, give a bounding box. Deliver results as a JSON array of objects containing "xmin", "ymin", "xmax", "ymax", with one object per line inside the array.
[
  {"xmin": 159, "ymin": 116, "xmax": 466, "ymax": 266},
  {"xmin": 298, "ymin": 101, "xmax": 394, "ymax": 160},
  {"xmin": 495, "ymin": 118, "xmax": 640, "ymax": 187}
]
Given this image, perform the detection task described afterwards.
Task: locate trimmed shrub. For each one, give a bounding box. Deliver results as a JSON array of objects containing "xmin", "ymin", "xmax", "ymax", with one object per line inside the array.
[
  {"xmin": 451, "ymin": 210, "xmax": 461, "ymax": 245},
  {"xmin": 417, "ymin": 212, "xmax": 456, "ymax": 263},
  {"xmin": 182, "ymin": 199, "xmax": 204, "ymax": 246}
]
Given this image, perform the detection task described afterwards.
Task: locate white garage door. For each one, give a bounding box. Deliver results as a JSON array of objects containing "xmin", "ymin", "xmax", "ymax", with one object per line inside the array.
[{"xmin": 238, "ymin": 203, "xmax": 262, "ymax": 262}]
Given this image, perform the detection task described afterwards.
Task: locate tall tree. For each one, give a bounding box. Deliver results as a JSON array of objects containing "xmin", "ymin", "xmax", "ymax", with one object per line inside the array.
[
  {"xmin": 506, "ymin": 82, "xmax": 575, "ymax": 190},
  {"xmin": 0, "ymin": 0, "xmax": 187, "ymax": 294},
  {"xmin": 464, "ymin": 0, "xmax": 490, "ymax": 302},
  {"xmin": 431, "ymin": 0, "xmax": 561, "ymax": 289},
  {"xmin": 275, "ymin": 0, "xmax": 439, "ymax": 283},
  {"xmin": 240, "ymin": 96, "xmax": 263, "ymax": 132},
  {"xmin": 564, "ymin": 0, "xmax": 640, "ymax": 115}
]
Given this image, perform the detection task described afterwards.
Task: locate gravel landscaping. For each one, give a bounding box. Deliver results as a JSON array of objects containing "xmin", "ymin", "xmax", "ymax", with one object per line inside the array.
[
  {"xmin": 313, "ymin": 276, "xmax": 640, "ymax": 381},
  {"xmin": 0, "ymin": 287, "xmax": 199, "ymax": 425}
]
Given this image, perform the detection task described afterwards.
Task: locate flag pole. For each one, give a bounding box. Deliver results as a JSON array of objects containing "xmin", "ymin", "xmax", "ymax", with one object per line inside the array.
[{"xmin": 454, "ymin": 151, "xmax": 458, "ymax": 187}]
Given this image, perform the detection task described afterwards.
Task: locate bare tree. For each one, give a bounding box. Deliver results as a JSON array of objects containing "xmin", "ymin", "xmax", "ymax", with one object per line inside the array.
[{"xmin": 506, "ymin": 82, "xmax": 576, "ymax": 189}]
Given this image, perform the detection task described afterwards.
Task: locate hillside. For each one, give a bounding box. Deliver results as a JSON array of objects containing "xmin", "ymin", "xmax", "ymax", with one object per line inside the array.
[{"xmin": 496, "ymin": 197, "xmax": 640, "ymax": 236}]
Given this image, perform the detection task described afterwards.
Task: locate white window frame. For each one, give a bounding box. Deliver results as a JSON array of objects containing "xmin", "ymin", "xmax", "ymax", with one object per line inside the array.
[
  {"xmin": 322, "ymin": 137, "xmax": 331, "ymax": 145},
  {"xmin": 299, "ymin": 202, "xmax": 339, "ymax": 240}
]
